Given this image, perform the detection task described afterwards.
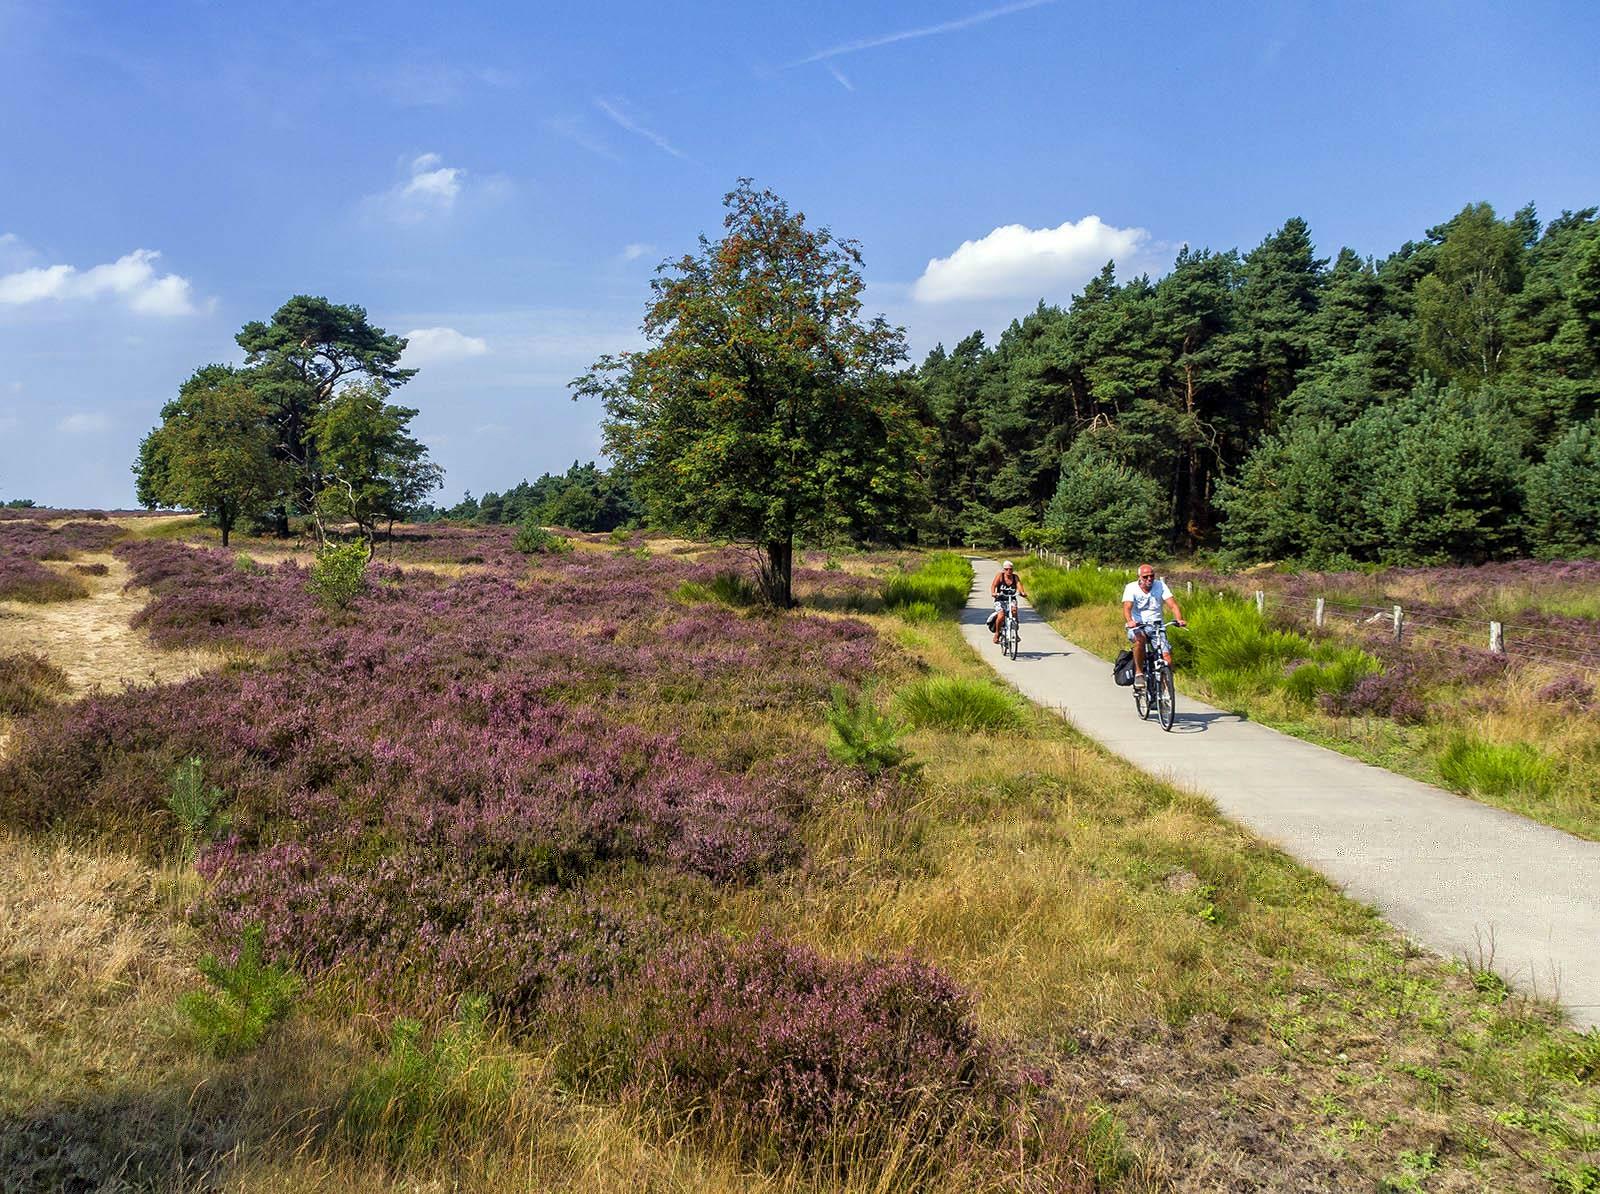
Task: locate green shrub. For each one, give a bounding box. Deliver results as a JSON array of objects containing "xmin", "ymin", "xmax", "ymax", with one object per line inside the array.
[
  {"xmin": 895, "ymin": 676, "xmax": 1025, "ymax": 734},
  {"xmin": 167, "ymin": 756, "xmax": 226, "ymax": 863},
  {"xmin": 896, "ymin": 599, "xmax": 940, "ymax": 623},
  {"xmin": 826, "ymin": 684, "xmax": 914, "ymax": 776},
  {"xmin": 340, "ymin": 996, "xmax": 518, "ymax": 1165},
  {"xmin": 177, "ymin": 924, "xmax": 300, "ymax": 1057},
  {"xmin": 1437, "ymin": 735, "xmax": 1554, "ymax": 799},
  {"xmin": 882, "ymin": 552, "xmax": 972, "ymax": 616},
  {"xmin": 307, "ymin": 541, "xmax": 369, "ymax": 610},
  {"xmin": 1282, "ymin": 650, "xmax": 1381, "ymax": 705},
  {"xmin": 233, "ymin": 551, "xmax": 263, "ymax": 574},
  {"xmin": 514, "ymin": 519, "xmax": 574, "ymax": 555},
  {"xmin": 1045, "ymin": 440, "xmax": 1169, "ymax": 561}
]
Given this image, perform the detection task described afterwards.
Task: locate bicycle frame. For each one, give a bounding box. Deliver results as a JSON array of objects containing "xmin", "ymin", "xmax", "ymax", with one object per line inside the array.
[{"xmin": 1001, "ymin": 596, "xmax": 1020, "ymax": 657}]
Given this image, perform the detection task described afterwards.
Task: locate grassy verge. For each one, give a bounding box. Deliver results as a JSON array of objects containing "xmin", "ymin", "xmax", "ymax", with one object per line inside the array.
[{"xmin": 1019, "ymin": 560, "xmax": 1600, "ymax": 841}]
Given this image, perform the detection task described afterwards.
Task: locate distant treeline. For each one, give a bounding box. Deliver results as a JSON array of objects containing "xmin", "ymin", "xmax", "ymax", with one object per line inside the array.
[
  {"xmin": 919, "ymin": 202, "xmax": 1600, "ymax": 564},
  {"xmin": 414, "ymin": 460, "xmax": 641, "ymax": 532}
]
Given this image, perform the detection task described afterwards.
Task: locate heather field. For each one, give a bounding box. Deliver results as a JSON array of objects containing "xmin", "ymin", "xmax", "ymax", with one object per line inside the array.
[
  {"xmin": 1020, "ymin": 558, "xmax": 1600, "ymax": 842},
  {"xmin": 2, "ymin": 522, "xmax": 1599, "ymax": 1191}
]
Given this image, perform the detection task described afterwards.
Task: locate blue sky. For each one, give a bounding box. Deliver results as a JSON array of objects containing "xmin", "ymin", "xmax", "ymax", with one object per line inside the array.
[{"xmin": 2, "ymin": 0, "xmax": 1596, "ymax": 508}]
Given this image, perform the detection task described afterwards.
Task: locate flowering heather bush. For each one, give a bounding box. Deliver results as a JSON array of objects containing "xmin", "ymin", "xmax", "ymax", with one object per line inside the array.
[
  {"xmin": 0, "ymin": 552, "xmax": 88, "ymax": 602},
  {"xmin": 196, "ymin": 845, "xmax": 643, "ymax": 1019},
  {"xmin": 1537, "ymin": 674, "xmax": 1595, "ymax": 707},
  {"xmin": 561, "ymin": 931, "xmax": 1068, "ymax": 1172},
  {"xmin": 1320, "ymin": 660, "xmax": 1426, "ymax": 724}
]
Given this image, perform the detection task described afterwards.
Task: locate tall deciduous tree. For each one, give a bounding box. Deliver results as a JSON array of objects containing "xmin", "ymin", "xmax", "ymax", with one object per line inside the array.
[
  {"xmin": 134, "ymin": 367, "xmax": 288, "ymax": 546},
  {"xmin": 311, "ymin": 382, "xmax": 441, "ymax": 551},
  {"xmin": 574, "ymin": 180, "xmax": 914, "ymax": 605}
]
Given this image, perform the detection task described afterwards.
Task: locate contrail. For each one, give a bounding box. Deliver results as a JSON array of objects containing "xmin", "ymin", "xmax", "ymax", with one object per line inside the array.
[{"xmin": 791, "ymin": 0, "xmax": 1055, "ymax": 66}]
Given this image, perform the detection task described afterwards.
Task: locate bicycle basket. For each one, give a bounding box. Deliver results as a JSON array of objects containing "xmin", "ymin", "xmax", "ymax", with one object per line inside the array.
[{"xmin": 1113, "ymin": 649, "xmax": 1136, "ymax": 686}]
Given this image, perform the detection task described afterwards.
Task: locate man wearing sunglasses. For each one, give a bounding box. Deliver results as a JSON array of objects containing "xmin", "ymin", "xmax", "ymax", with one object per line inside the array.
[{"xmin": 1122, "ymin": 564, "xmax": 1186, "ymax": 690}]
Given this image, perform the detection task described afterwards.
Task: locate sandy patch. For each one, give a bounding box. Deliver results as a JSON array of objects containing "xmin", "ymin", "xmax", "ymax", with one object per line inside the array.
[{"xmin": 0, "ymin": 552, "xmax": 219, "ymax": 695}]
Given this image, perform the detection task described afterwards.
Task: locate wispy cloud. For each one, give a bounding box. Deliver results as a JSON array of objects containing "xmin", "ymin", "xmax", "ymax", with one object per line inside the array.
[
  {"xmin": 827, "ymin": 64, "xmax": 855, "ymax": 91},
  {"xmin": 621, "ymin": 242, "xmax": 655, "ymax": 262},
  {"xmin": 544, "ymin": 115, "xmax": 622, "ymax": 163},
  {"xmin": 792, "ymin": 0, "xmax": 1055, "ymax": 65},
  {"xmin": 365, "ymin": 153, "xmax": 487, "ymax": 224},
  {"xmin": 0, "ymin": 247, "xmax": 198, "ymax": 316},
  {"xmin": 57, "ymin": 411, "xmax": 112, "ymax": 434},
  {"xmin": 594, "ymin": 97, "xmax": 690, "ymax": 161},
  {"xmin": 372, "ymin": 63, "xmax": 518, "ymax": 107}
]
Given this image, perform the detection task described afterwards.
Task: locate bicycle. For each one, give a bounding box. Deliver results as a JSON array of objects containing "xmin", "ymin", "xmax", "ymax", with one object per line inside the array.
[
  {"xmin": 1132, "ymin": 620, "xmax": 1182, "ymax": 730},
  {"xmin": 999, "ymin": 594, "xmax": 1021, "ymax": 659}
]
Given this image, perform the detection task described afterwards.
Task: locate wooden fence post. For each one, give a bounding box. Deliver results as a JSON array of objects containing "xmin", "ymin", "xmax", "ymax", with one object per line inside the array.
[
  {"xmin": 1393, "ymin": 605, "xmax": 1404, "ymax": 643},
  {"xmin": 1489, "ymin": 621, "xmax": 1504, "ymax": 654},
  {"xmin": 1254, "ymin": 590, "xmax": 1265, "ymax": 615},
  {"xmin": 1185, "ymin": 580, "xmax": 1192, "ymax": 595},
  {"xmin": 1315, "ymin": 596, "xmax": 1325, "ymax": 629}
]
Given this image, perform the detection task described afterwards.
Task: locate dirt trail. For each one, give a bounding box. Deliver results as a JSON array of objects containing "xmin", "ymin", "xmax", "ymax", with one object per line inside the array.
[{"xmin": 0, "ymin": 552, "xmax": 218, "ymax": 695}]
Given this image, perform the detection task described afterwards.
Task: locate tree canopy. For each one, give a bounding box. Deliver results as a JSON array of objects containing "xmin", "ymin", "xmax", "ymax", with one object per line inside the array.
[{"xmin": 575, "ymin": 180, "xmax": 922, "ymax": 604}]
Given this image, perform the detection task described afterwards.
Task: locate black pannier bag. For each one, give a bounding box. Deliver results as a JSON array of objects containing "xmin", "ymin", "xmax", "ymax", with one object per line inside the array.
[{"xmin": 1112, "ymin": 649, "xmax": 1136, "ymax": 686}]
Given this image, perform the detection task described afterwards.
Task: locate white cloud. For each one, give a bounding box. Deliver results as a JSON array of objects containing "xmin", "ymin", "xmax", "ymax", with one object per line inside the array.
[
  {"xmin": 370, "ymin": 154, "xmax": 469, "ymax": 224},
  {"xmin": 827, "ymin": 64, "xmax": 855, "ymax": 91},
  {"xmin": 57, "ymin": 412, "xmax": 111, "ymax": 434},
  {"xmin": 621, "ymin": 242, "xmax": 655, "ymax": 262},
  {"xmin": 404, "ymin": 326, "xmax": 489, "ymax": 364},
  {"xmin": 911, "ymin": 215, "xmax": 1149, "ymax": 303},
  {"xmin": 0, "ymin": 248, "xmax": 198, "ymax": 315},
  {"xmin": 545, "ymin": 116, "xmax": 622, "ymax": 163}
]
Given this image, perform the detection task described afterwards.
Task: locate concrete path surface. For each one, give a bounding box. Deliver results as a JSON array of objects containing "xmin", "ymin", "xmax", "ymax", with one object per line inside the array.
[{"xmin": 964, "ymin": 559, "xmax": 1600, "ymax": 1028}]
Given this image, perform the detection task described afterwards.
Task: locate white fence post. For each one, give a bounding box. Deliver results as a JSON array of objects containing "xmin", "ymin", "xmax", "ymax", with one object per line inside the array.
[
  {"xmin": 1489, "ymin": 621, "xmax": 1504, "ymax": 654},
  {"xmin": 1254, "ymin": 590, "xmax": 1265, "ymax": 615},
  {"xmin": 1185, "ymin": 579, "xmax": 1193, "ymax": 596},
  {"xmin": 1315, "ymin": 596, "xmax": 1325, "ymax": 629},
  {"xmin": 1393, "ymin": 605, "xmax": 1404, "ymax": 643}
]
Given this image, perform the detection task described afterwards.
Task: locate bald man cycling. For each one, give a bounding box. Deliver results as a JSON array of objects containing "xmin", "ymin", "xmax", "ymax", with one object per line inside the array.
[{"xmin": 1122, "ymin": 564, "xmax": 1185, "ymax": 689}]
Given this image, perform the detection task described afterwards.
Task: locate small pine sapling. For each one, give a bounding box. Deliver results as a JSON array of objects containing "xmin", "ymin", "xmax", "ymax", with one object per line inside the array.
[{"xmin": 177, "ymin": 923, "xmax": 300, "ymax": 1056}]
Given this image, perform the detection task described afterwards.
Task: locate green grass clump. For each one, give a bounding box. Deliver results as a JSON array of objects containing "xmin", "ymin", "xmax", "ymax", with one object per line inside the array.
[
  {"xmin": 1282, "ymin": 650, "xmax": 1381, "ymax": 704},
  {"xmin": 1016, "ymin": 562, "xmax": 1120, "ymax": 617},
  {"xmin": 341, "ymin": 996, "xmax": 519, "ymax": 1166},
  {"xmin": 673, "ymin": 570, "xmax": 760, "ymax": 607},
  {"xmin": 895, "ymin": 675, "xmax": 1025, "ymax": 733},
  {"xmin": 826, "ymin": 684, "xmax": 914, "ymax": 776},
  {"xmin": 1437, "ymin": 734, "xmax": 1555, "ymax": 798},
  {"xmin": 177, "ymin": 924, "xmax": 300, "ymax": 1057},
  {"xmin": 883, "ymin": 552, "xmax": 972, "ymax": 615}
]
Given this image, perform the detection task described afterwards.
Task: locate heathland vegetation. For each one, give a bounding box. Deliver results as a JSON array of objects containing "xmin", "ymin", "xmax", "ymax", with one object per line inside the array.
[{"xmin": 4, "ymin": 523, "xmax": 1599, "ymax": 1190}]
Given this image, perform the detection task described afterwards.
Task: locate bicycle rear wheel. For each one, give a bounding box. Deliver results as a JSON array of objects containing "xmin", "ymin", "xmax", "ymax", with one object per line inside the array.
[{"xmin": 1158, "ymin": 666, "xmax": 1176, "ymax": 730}]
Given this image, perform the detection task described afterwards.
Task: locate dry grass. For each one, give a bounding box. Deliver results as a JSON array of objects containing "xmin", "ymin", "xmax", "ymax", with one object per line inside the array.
[{"xmin": 0, "ymin": 552, "xmax": 222, "ymax": 695}]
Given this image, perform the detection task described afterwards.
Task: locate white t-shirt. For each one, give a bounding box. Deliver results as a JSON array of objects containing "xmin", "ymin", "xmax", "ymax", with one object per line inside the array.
[{"xmin": 1122, "ymin": 578, "xmax": 1169, "ymax": 624}]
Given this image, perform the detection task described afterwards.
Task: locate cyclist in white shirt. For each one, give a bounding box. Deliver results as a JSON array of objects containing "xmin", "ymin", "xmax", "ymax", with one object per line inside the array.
[{"xmin": 1122, "ymin": 563, "xmax": 1185, "ymax": 690}]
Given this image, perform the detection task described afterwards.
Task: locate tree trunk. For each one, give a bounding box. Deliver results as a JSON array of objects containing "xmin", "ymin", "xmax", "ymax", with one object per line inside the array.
[
  {"xmin": 760, "ymin": 538, "xmax": 793, "ymax": 608},
  {"xmin": 272, "ymin": 506, "xmax": 290, "ymax": 538},
  {"xmin": 219, "ymin": 505, "xmax": 232, "ymax": 548}
]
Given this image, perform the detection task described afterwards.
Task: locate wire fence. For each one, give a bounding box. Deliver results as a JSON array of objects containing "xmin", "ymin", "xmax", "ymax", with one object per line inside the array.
[{"xmin": 1022, "ymin": 547, "xmax": 1600, "ymax": 673}]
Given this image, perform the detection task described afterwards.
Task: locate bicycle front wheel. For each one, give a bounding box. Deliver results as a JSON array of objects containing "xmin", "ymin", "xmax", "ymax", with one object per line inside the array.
[
  {"xmin": 1134, "ymin": 679, "xmax": 1150, "ymax": 720},
  {"xmin": 1158, "ymin": 667, "xmax": 1176, "ymax": 730}
]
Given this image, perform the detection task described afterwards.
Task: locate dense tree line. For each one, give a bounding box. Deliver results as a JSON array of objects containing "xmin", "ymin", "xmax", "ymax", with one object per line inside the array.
[
  {"xmin": 415, "ymin": 460, "xmax": 641, "ymax": 532},
  {"xmin": 918, "ymin": 202, "xmax": 1600, "ymax": 563},
  {"xmin": 135, "ymin": 297, "xmax": 441, "ymax": 549}
]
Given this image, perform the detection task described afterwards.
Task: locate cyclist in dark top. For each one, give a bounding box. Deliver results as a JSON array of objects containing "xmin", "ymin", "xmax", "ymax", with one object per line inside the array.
[{"xmin": 989, "ymin": 560, "xmax": 1027, "ymax": 644}]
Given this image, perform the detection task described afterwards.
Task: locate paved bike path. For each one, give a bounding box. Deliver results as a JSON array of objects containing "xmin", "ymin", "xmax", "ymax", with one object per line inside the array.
[{"xmin": 963, "ymin": 559, "xmax": 1600, "ymax": 1028}]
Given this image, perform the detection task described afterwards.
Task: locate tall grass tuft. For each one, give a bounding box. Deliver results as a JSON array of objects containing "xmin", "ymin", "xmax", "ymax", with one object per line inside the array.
[
  {"xmin": 1017, "ymin": 562, "xmax": 1120, "ymax": 617},
  {"xmin": 673, "ymin": 570, "xmax": 760, "ymax": 607},
  {"xmin": 340, "ymin": 995, "xmax": 519, "ymax": 1166},
  {"xmin": 1437, "ymin": 734, "xmax": 1555, "ymax": 799},
  {"xmin": 895, "ymin": 676, "xmax": 1025, "ymax": 733},
  {"xmin": 883, "ymin": 553, "xmax": 972, "ymax": 616},
  {"xmin": 0, "ymin": 652, "xmax": 70, "ymax": 715}
]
